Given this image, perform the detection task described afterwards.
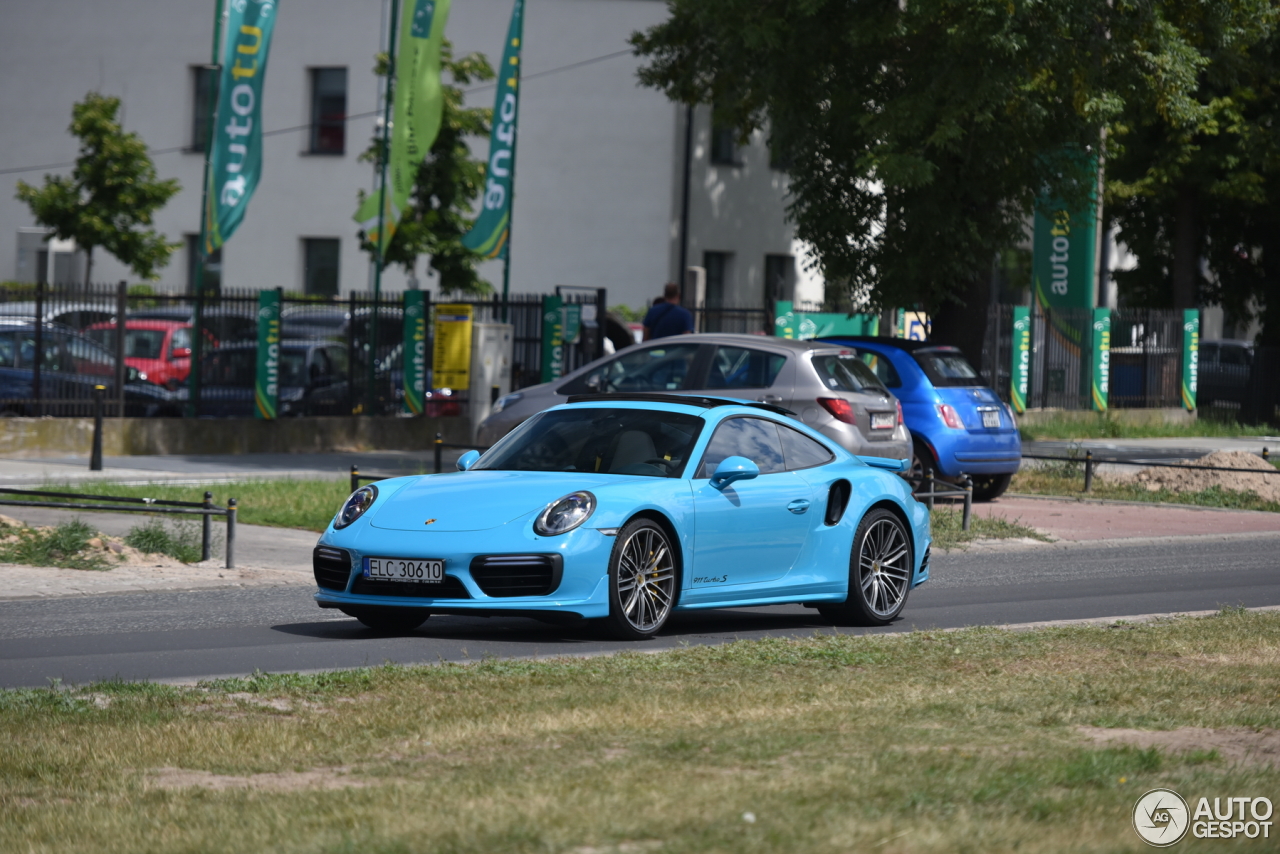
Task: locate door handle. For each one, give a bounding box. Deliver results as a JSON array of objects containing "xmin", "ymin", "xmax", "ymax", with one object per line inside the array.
[
  {"xmin": 787, "ymin": 499, "xmax": 811, "ymax": 514},
  {"xmin": 758, "ymin": 394, "xmax": 783, "ymax": 403}
]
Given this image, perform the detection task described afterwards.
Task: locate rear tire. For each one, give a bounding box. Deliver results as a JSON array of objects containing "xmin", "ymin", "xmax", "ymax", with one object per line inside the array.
[
  {"xmin": 340, "ymin": 606, "xmax": 430, "ymax": 632},
  {"xmin": 819, "ymin": 508, "xmax": 913, "ymax": 627},
  {"xmin": 970, "ymin": 473, "xmax": 1012, "ymax": 502},
  {"xmin": 904, "ymin": 441, "xmax": 935, "ymax": 494}
]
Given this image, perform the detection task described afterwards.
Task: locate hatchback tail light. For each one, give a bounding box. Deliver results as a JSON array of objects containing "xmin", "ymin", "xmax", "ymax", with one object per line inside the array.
[
  {"xmin": 896, "ymin": 399, "xmax": 904, "ymax": 427},
  {"xmin": 817, "ymin": 397, "xmax": 856, "ymax": 424},
  {"xmin": 937, "ymin": 403, "xmax": 964, "ymax": 429}
]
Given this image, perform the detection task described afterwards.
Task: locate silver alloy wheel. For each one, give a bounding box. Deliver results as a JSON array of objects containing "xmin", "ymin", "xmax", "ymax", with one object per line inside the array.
[
  {"xmin": 614, "ymin": 525, "xmax": 676, "ymax": 633},
  {"xmin": 856, "ymin": 517, "xmax": 912, "ymax": 618}
]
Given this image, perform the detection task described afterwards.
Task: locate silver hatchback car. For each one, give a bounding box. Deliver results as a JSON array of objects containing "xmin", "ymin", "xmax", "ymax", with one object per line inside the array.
[{"xmin": 477, "ymin": 334, "xmax": 911, "ymax": 460}]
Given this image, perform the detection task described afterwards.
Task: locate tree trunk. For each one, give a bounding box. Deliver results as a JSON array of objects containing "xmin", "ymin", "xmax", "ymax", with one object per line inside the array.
[
  {"xmin": 1171, "ymin": 187, "xmax": 1199, "ymax": 309},
  {"xmin": 928, "ymin": 273, "xmax": 991, "ymax": 371}
]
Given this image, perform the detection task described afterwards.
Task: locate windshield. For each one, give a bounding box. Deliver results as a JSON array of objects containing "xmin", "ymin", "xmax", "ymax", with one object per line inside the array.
[
  {"xmin": 474, "ymin": 407, "xmax": 705, "ymax": 477},
  {"xmin": 811, "ymin": 353, "xmax": 888, "ymax": 394},
  {"xmin": 914, "ymin": 349, "xmax": 982, "ymax": 387},
  {"xmin": 203, "ymin": 348, "xmax": 307, "ymax": 386}
]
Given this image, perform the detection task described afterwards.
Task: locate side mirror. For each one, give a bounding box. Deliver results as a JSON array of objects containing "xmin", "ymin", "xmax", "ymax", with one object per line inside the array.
[
  {"xmin": 456, "ymin": 450, "xmax": 481, "ymax": 471},
  {"xmin": 171, "ymin": 347, "xmax": 192, "ymax": 359},
  {"xmin": 710, "ymin": 456, "xmax": 759, "ymax": 491}
]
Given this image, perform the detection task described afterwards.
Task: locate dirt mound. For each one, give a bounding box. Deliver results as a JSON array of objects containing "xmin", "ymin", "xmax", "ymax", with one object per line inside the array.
[
  {"xmin": 1078, "ymin": 726, "xmax": 1280, "ymax": 767},
  {"xmin": 1108, "ymin": 451, "xmax": 1280, "ymax": 503}
]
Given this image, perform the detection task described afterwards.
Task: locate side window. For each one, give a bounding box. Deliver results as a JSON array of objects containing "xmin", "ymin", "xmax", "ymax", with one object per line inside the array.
[
  {"xmin": 560, "ymin": 343, "xmax": 700, "ymax": 394},
  {"xmin": 778, "ymin": 424, "xmax": 835, "ymax": 471},
  {"xmin": 0, "ymin": 332, "xmax": 16, "ymax": 367},
  {"xmin": 861, "ymin": 352, "xmax": 902, "ymax": 388},
  {"xmin": 706, "ymin": 346, "xmax": 786, "ymax": 390},
  {"xmin": 696, "ymin": 417, "xmax": 786, "ymax": 478},
  {"xmin": 170, "ymin": 327, "xmax": 191, "ymax": 356},
  {"xmin": 326, "ymin": 346, "xmax": 349, "ymax": 379}
]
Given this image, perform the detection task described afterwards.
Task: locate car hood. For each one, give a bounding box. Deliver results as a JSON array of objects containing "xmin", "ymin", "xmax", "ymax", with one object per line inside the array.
[{"xmin": 367, "ymin": 470, "xmax": 615, "ymax": 532}]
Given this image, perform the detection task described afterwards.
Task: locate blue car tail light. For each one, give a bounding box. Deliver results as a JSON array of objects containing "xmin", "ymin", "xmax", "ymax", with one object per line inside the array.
[{"xmin": 937, "ymin": 403, "xmax": 964, "ymax": 429}]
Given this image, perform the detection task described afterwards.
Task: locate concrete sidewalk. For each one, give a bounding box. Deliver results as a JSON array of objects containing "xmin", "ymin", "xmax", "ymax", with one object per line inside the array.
[{"xmin": 974, "ymin": 494, "xmax": 1280, "ymax": 541}]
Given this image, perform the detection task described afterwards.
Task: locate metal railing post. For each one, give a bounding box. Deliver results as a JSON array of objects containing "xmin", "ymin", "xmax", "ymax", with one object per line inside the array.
[
  {"xmin": 89, "ymin": 385, "xmax": 105, "ymax": 471},
  {"xmin": 32, "ymin": 281, "xmax": 44, "ymax": 416},
  {"xmin": 225, "ymin": 498, "xmax": 237, "ymax": 569},
  {"xmin": 962, "ymin": 476, "xmax": 973, "ymax": 531},
  {"xmin": 434, "ymin": 432, "xmax": 443, "ymax": 474},
  {"xmin": 923, "ymin": 466, "xmax": 934, "ymax": 511},
  {"xmin": 1083, "ymin": 450, "xmax": 1094, "ymax": 493},
  {"xmin": 1264, "ymin": 447, "xmax": 1271, "ymax": 463},
  {"xmin": 350, "ymin": 465, "xmax": 360, "ymax": 493},
  {"xmin": 114, "ymin": 281, "xmax": 127, "ymax": 418},
  {"xmin": 201, "ymin": 491, "xmax": 213, "ymax": 562}
]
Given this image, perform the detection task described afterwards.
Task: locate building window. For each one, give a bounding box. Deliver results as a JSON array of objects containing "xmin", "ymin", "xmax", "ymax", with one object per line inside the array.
[
  {"xmin": 764, "ymin": 254, "xmax": 795, "ymax": 308},
  {"xmin": 703, "ymin": 251, "xmax": 732, "ymax": 308},
  {"xmin": 303, "ymin": 238, "xmax": 340, "ymax": 296},
  {"xmin": 309, "ymin": 68, "xmax": 348, "ymax": 154},
  {"xmin": 190, "ymin": 66, "xmax": 216, "ymax": 152},
  {"xmin": 709, "ymin": 106, "xmax": 738, "ymax": 166},
  {"xmin": 186, "ymin": 235, "xmax": 223, "ymax": 294}
]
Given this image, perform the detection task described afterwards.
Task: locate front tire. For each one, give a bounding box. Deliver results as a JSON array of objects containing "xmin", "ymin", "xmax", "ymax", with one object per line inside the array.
[
  {"xmin": 604, "ymin": 518, "xmax": 677, "ymax": 640},
  {"xmin": 819, "ymin": 508, "xmax": 913, "ymax": 626},
  {"xmin": 340, "ymin": 606, "xmax": 430, "ymax": 632}
]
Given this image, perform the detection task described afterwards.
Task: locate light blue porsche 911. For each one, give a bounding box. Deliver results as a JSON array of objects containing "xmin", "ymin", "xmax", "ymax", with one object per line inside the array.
[{"xmin": 313, "ymin": 393, "xmax": 931, "ymax": 639}]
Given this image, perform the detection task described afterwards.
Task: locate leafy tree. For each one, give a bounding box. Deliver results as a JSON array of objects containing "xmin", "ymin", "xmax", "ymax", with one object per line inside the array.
[
  {"xmin": 15, "ymin": 92, "xmax": 180, "ymax": 284},
  {"xmin": 631, "ymin": 0, "xmax": 1266, "ymax": 348},
  {"xmin": 358, "ymin": 42, "xmax": 494, "ymax": 295}
]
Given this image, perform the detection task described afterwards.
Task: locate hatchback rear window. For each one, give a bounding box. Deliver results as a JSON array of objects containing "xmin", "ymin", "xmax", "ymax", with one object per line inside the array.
[
  {"xmin": 914, "ymin": 350, "xmax": 981, "ymax": 387},
  {"xmin": 810, "ymin": 354, "xmax": 886, "ymax": 394}
]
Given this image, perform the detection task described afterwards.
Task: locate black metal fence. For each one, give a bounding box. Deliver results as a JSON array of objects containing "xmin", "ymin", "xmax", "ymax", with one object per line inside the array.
[
  {"xmin": 0, "ymin": 283, "xmax": 601, "ymax": 418},
  {"xmin": 980, "ymin": 304, "xmax": 1186, "ymax": 411}
]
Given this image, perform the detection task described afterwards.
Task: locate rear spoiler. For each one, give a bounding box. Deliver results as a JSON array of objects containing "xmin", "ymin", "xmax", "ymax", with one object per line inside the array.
[{"xmin": 857, "ymin": 455, "xmax": 910, "ymax": 473}]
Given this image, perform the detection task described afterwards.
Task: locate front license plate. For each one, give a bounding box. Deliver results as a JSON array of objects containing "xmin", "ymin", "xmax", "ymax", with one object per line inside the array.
[
  {"xmin": 870, "ymin": 412, "xmax": 895, "ymax": 430},
  {"xmin": 363, "ymin": 557, "xmax": 444, "ymax": 583},
  {"xmin": 981, "ymin": 409, "xmax": 1000, "ymax": 429}
]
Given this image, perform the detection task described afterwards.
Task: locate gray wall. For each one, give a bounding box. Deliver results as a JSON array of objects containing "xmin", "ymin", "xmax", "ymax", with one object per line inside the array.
[{"xmin": 1, "ymin": 0, "xmax": 812, "ymax": 313}]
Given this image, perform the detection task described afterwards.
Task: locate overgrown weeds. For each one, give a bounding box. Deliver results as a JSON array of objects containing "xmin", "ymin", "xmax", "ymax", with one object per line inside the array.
[
  {"xmin": 0, "ymin": 518, "xmax": 109, "ymax": 570},
  {"xmin": 929, "ymin": 505, "xmax": 1050, "ymax": 549},
  {"xmin": 1013, "ymin": 467, "xmax": 1280, "ymax": 512},
  {"xmin": 124, "ymin": 518, "xmax": 213, "ymax": 563}
]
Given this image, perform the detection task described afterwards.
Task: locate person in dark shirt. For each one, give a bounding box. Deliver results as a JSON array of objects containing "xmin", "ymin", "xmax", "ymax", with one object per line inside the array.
[{"xmin": 642, "ymin": 282, "xmax": 695, "ymax": 340}]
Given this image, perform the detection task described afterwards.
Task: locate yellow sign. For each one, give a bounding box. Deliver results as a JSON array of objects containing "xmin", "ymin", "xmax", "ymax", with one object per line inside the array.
[{"xmin": 433, "ymin": 304, "xmax": 472, "ymax": 390}]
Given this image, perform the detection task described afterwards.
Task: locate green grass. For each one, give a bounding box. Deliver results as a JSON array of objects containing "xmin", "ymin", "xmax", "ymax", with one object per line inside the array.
[
  {"xmin": 929, "ymin": 505, "xmax": 1050, "ymax": 549},
  {"xmin": 37, "ymin": 477, "xmax": 355, "ymax": 532},
  {"xmin": 1, "ymin": 610, "xmax": 1278, "ymax": 853},
  {"xmin": 0, "ymin": 519, "xmax": 109, "ymax": 570},
  {"xmin": 1012, "ymin": 466, "xmax": 1280, "ymax": 512},
  {"xmin": 1018, "ymin": 412, "xmax": 1275, "ymax": 441},
  {"xmin": 124, "ymin": 518, "xmax": 214, "ymax": 563}
]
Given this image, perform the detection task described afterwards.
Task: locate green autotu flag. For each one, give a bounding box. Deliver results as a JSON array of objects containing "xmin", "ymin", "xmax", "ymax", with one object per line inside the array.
[
  {"xmin": 254, "ymin": 290, "xmax": 281, "ymax": 420},
  {"xmin": 355, "ymin": 0, "xmax": 453, "ymax": 255},
  {"xmin": 1010, "ymin": 307, "xmax": 1031, "ymax": 414},
  {"xmin": 206, "ymin": 0, "xmax": 278, "ymax": 254},
  {"xmin": 1182, "ymin": 309, "xmax": 1200, "ymax": 411},
  {"xmin": 402, "ymin": 290, "xmax": 427, "ymax": 414},
  {"xmin": 461, "ymin": 0, "xmax": 524, "ymax": 259},
  {"xmin": 1090, "ymin": 308, "xmax": 1111, "ymax": 412}
]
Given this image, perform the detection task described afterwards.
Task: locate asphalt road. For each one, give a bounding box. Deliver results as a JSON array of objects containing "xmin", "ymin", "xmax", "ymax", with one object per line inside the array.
[{"xmin": 2, "ymin": 533, "xmax": 1278, "ymax": 689}]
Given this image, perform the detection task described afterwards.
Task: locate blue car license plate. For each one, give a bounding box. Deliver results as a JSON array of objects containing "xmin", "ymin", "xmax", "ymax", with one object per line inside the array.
[
  {"xmin": 363, "ymin": 557, "xmax": 444, "ymax": 583},
  {"xmin": 981, "ymin": 409, "xmax": 1000, "ymax": 429}
]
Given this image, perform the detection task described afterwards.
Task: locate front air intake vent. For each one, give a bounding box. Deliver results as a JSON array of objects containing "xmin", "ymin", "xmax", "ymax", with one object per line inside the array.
[
  {"xmin": 469, "ymin": 554, "xmax": 564, "ymax": 597},
  {"xmin": 350, "ymin": 575, "xmax": 472, "ymax": 598},
  {"xmin": 313, "ymin": 546, "xmax": 352, "ymax": 591}
]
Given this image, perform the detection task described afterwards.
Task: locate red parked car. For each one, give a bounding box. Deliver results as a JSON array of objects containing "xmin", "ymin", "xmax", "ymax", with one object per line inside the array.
[{"xmin": 85, "ymin": 320, "xmax": 217, "ymax": 390}]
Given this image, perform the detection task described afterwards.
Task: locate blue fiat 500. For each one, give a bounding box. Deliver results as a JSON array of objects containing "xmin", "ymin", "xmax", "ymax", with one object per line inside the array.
[
  {"xmin": 314, "ymin": 393, "xmax": 931, "ymax": 638},
  {"xmin": 819, "ymin": 337, "xmax": 1022, "ymax": 501}
]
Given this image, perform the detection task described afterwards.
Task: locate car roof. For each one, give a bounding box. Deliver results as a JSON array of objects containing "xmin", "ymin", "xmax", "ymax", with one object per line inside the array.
[
  {"xmin": 565, "ymin": 392, "xmax": 796, "ymax": 417},
  {"xmin": 817, "ymin": 335, "xmax": 963, "ymax": 355},
  {"xmin": 86, "ymin": 319, "xmax": 187, "ymax": 330},
  {"xmin": 208, "ymin": 338, "xmax": 333, "ymax": 351},
  {"xmin": 631, "ymin": 332, "xmax": 872, "ymax": 355}
]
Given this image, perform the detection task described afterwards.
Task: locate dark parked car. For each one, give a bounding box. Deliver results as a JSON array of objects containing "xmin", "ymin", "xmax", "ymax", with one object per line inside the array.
[
  {"xmin": 1197, "ymin": 339, "xmax": 1254, "ymax": 412},
  {"xmin": 0, "ymin": 319, "xmax": 180, "ymax": 416},
  {"xmin": 180, "ymin": 339, "xmax": 351, "ymax": 417}
]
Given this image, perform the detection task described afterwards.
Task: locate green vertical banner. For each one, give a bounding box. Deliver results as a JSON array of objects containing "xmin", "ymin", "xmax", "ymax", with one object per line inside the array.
[
  {"xmin": 1090, "ymin": 307, "xmax": 1111, "ymax": 412},
  {"xmin": 1182, "ymin": 309, "xmax": 1200, "ymax": 411},
  {"xmin": 206, "ymin": 0, "xmax": 277, "ymax": 254},
  {"xmin": 540, "ymin": 295, "xmax": 563, "ymax": 383},
  {"xmin": 1010, "ymin": 306, "xmax": 1031, "ymax": 414},
  {"xmin": 254, "ymin": 290, "xmax": 281, "ymax": 420},
  {"xmin": 461, "ymin": 0, "xmax": 524, "ymax": 258},
  {"xmin": 354, "ymin": 0, "xmax": 454, "ymax": 254},
  {"xmin": 1031, "ymin": 153, "xmax": 1099, "ymax": 312},
  {"xmin": 773, "ymin": 301, "xmax": 877, "ymax": 339},
  {"xmin": 402, "ymin": 291, "xmax": 427, "ymax": 414}
]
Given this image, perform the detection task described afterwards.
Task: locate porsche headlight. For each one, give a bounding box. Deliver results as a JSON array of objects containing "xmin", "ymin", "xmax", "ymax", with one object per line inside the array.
[
  {"xmin": 534, "ymin": 491, "xmax": 596, "ymax": 536},
  {"xmin": 334, "ymin": 485, "xmax": 379, "ymax": 529}
]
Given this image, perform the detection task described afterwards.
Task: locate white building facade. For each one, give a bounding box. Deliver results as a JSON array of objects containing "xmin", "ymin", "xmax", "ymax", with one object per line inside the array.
[{"xmin": 0, "ymin": 0, "xmax": 821, "ymax": 313}]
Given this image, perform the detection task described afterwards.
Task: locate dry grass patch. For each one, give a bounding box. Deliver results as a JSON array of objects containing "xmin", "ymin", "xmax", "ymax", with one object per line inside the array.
[
  {"xmin": 2, "ymin": 612, "xmax": 1279, "ymax": 852},
  {"xmin": 1076, "ymin": 727, "xmax": 1280, "ymax": 768}
]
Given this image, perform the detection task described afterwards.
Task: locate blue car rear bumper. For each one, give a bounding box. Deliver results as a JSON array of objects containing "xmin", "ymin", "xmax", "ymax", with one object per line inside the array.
[{"xmin": 918, "ymin": 430, "xmax": 1022, "ymax": 477}]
